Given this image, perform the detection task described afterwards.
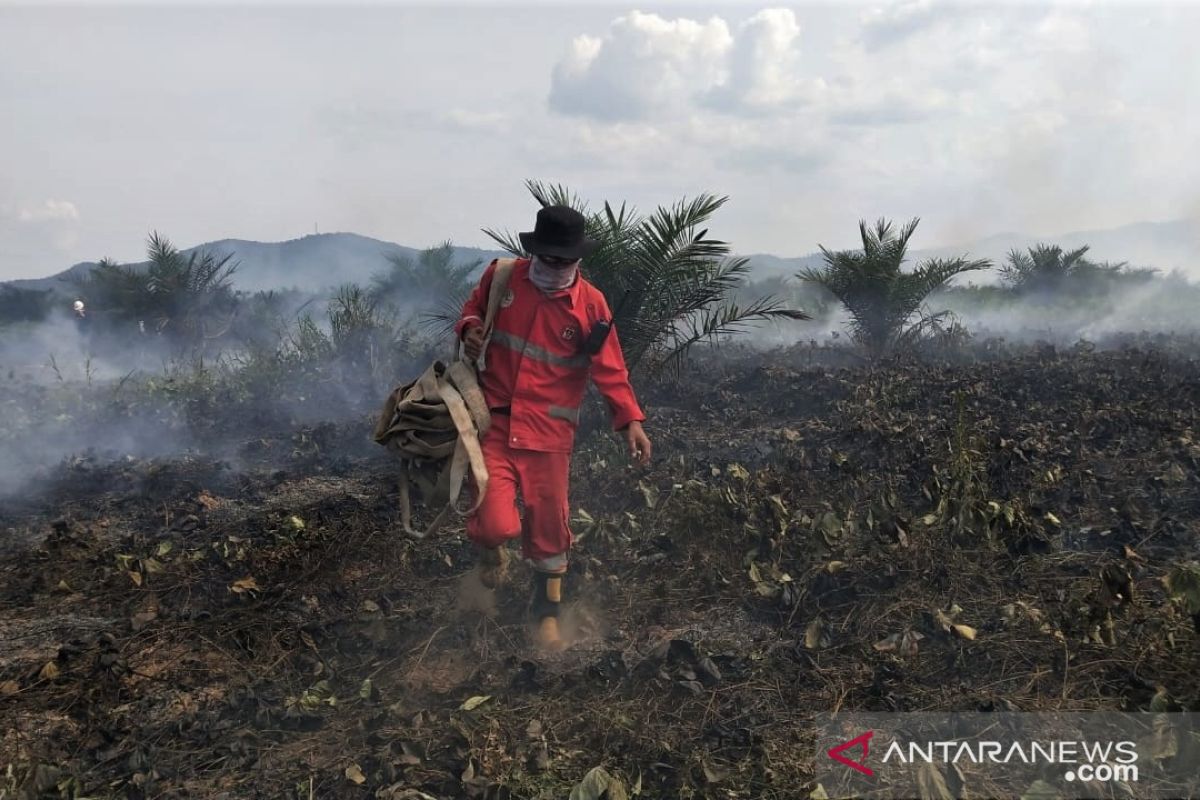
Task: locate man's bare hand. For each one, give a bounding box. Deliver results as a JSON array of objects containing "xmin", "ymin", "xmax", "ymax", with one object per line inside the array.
[
  {"xmin": 462, "ymin": 326, "xmax": 485, "ymax": 360},
  {"xmin": 623, "ymin": 420, "xmax": 652, "ymax": 466}
]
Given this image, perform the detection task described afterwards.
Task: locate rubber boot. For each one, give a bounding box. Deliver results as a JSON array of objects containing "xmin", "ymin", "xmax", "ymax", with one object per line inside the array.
[
  {"xmin": 533, "ymin": 571, "xmax": 566, "ymax": 651},
  {"xmin": 477, "ymin": 545, "xmax": 508, "ymax": 590}
]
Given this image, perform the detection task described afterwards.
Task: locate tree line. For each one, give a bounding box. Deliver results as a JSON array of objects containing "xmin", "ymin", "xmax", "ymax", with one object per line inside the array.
[{"xmin": 0, "ymin": 180, "xmax": 1170, "ymax": 368}]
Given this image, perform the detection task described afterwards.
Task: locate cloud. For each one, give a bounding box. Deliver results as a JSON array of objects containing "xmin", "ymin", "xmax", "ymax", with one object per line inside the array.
[
  {"xmin": 549, "ymin": 11, "xmax": 733, "ymax": 122},
  {"xmin": 828, "ymin": 79, "xmax": 953, "ymax": 125},
  {"xmin": 17, "ymin": 199, "xmax": 79, "ymax": 223},
  {"xmin": 1034, "ymin": 11, "xmax": 1091, "ymax": 53},
  {"xmin": 714, "ymin": 142, "xmax": 829, "ymax": 175},
  {"xmin": 0, "ymin": 200, "xmax": 83, "ymax": 277},
  {"xmin": 705, "ymin": 9, "xmax": 825, "ymax": 113},
  {"xmin": 440, "ymin": 109, "xmax": 513, "ymax": 134},
  {"xmin": 549, "ymin": 7, "xmax": 967, "ymax": 127},
  {"xmin": 549, "ymin": 9, "xmax": 834, "ymax": 121},
  {"xmin": 859, "ymin": 0, "xmax": 943, "ymax": 50},
  {"xmin": 540, "ymin": 4, "xmax": 1200, "ymax": 248}
]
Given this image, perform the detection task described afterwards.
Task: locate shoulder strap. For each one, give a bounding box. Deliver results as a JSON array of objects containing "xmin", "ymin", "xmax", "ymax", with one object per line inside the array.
[{"xmin": 476, "ymin": 258, "xmax": 517, "ymax": 371}]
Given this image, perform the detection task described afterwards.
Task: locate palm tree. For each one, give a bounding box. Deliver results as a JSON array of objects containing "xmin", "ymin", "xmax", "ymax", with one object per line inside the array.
[
  {"xmin": 797, "ymin": 218, "xmax": 989, "ymax": 358},
  {"xmin": 143, "ymin": 232, "xmax": 239, "ymax": 345},
  {"xmin": 71, "ymin": 232, "xmax": 239, "ymax": 353},
  {"xmin": 70, "ymin": 257, "xmax": 147, "ymax": 319},
  {"xmin": 999, "ymin": 244, "xmax": 1091, "ymax": 293},
  {"xmin": 458, "ymin": 180, "xmax": 807, "ymax": 375},
  {"xmin": 1000, "ymin": 243, "xmax": 1155, "ymax": 296},
  {"xmin": 371, "ymin": 242, "xmax": 482, "ymax": 314}
]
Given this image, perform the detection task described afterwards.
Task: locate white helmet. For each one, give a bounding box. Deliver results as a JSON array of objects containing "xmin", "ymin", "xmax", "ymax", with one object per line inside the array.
[{"xmin": 73, "ymin": 300, "xmax": 85, "ymax": 313}]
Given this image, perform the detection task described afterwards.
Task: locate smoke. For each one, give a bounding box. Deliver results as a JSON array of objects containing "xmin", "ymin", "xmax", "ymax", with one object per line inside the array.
[
  {"xmin": 556, "ymin": 596, "xmax": 608, "ymax": 649},
  {"xmin": 933, "ymin": 271, "xmax": 1200, "ymax": 345},
  {"xmin": 728, "ymin": 265, "xmax": 1200, "ymax": 354},
  {"xmin": 0, "ymin": 308, "xmax": 148, "ymax": 382},
  {"xmin": 455, "ymin": 568, "xmax": 498, "ymax": 620},
  {"xmin": 6, "ymin": 245, "xmax": 1198, "ymax": 502},
  {"xmin": 0, "ymin": 285, "xmax": 448, "ymax": 500}
]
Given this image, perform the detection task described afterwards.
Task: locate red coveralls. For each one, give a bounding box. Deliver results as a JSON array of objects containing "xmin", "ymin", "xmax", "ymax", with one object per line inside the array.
[{"xmin": 455, "ymin": 258, "xmax": 644, "ymax": 572}]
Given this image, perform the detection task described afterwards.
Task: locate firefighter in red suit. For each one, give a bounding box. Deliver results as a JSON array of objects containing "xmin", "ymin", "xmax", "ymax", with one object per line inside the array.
[{"xmin": 456, "ymin": 205, "xmax": 652, "ymax": 650}]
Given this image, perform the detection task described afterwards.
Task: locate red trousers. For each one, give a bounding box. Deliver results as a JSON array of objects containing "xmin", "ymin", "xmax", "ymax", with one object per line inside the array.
[{"xmin": 466, "ymin": 415, "xmax": 572, "ymax": 572}]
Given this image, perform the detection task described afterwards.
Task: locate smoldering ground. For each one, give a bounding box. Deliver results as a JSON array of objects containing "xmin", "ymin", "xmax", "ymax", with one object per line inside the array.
[{"xmin": 4, "ymin": 338, "xmax": 1198, "ymax": 799}]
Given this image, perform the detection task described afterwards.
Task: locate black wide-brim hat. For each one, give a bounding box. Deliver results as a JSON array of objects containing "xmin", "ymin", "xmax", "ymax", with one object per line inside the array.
[{"xmin": 519, "ymin": 205, "xmax": 598, "ymax": 260}]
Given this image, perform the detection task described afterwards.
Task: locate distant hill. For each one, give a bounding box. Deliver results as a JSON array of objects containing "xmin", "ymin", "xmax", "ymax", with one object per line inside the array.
[
  {"xmin": 5, "ymin": 218, "xmax": 1197, "ymax": 297},
  {"xmin": 5, "ymin": 233, "xmax": 510, "ymax": 295}
]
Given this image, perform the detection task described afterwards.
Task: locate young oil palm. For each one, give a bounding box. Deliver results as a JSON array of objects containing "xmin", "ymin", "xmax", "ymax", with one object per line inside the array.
[
  {"xmin": 999, "ymin": 244, "xmax": 1091, "ymax": 293},
  {"xmin": 797, "ymin": 218, "xmax": 989, "ymax": 358},
  {"xmin": 72, "ymin": 232, "xmax": 239, "ymax": 352},
  {"xmin": 372, "ymin": 242, "xmax": 482, "ymax": 314}
]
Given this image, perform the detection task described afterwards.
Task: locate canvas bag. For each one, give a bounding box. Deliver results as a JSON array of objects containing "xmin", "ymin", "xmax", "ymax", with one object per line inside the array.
[{"xmin": 372, "ymin": 259, "xmax": 516, "ymax": 538}]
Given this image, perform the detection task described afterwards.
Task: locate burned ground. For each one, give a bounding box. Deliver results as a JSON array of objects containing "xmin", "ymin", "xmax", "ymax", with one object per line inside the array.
[{"xmin": 2, "ymin": 342, "xmax": 1199, "ymax": 799}]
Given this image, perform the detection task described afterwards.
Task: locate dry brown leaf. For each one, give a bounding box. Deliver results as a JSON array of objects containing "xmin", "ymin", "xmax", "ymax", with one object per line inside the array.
[
  {"xmin": 934, "ymin": 607, "xmax": 977, "ymax": 641},
  {"xmin": 230, "ymin": 576, "xmax": 260, "ymax": 594},
  {"xmin": 874, "ymin": 633, "xmax": 900, "ymax": 653},
  {"xmin": 459, "ymin": 695, "xmax": 491, "ymax": 711},
  {"xmin": 900, "ymin": 630, "xmax": 924, "ymax": 656},
  {"xmin": 345, "ymin": 763, "xmax": 366, "ymax": 784},
  {"xmin": 952, "ymin": 624, "xmax": 978, "ymax": 641},
  {"xmin": 805, "ymin": 618, "xmax": 825, "ymax": 650},
  {"xmin": 702, "ymin": 761, "xmax": 728, "ymax": 784}
]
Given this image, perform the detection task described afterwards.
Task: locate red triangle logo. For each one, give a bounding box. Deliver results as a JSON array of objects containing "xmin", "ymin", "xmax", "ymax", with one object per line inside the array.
[{"xmin": 827, "ymin": 730, "xmax": 875, "ymax": 776}]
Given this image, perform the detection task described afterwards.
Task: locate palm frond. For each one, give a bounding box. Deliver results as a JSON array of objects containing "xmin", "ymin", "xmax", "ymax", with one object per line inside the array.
[
  {"xmin": 481, "ymin": 227, "xmax": 526, "ymax": 257},
  {"xmin": 422, "ymin": 289, "xmax": 472, "ymax": 337},
  {"xmin": 524, "ymin": 179, "xmax": 587, "ymax": 211},
  {"xmin": 653, "ymin": 298, "xmax": 809, "ymax": 375}
]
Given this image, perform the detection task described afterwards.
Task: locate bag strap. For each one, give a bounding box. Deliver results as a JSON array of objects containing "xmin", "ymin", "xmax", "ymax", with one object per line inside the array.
[{"xmin": 475, "ymin": 258, "xmax": 517, "ymax": 371}]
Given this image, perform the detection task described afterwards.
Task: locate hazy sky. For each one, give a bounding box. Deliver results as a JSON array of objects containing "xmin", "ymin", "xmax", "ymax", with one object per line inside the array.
[{"xmin": 2, "ymin": 0, "xmax": 1198, "ymax": 280}]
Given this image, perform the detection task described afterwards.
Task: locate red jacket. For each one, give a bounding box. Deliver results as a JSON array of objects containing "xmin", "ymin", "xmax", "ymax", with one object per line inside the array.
[{"xmin": 456, "ymin": 258, "xmax": 645, "ymax": 453}]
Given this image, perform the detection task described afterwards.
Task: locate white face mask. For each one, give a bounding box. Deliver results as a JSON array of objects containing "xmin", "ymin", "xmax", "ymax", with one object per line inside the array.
[{"xmin": 529, "ymin": 255, "xmax": 580, "ymax": 292}]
